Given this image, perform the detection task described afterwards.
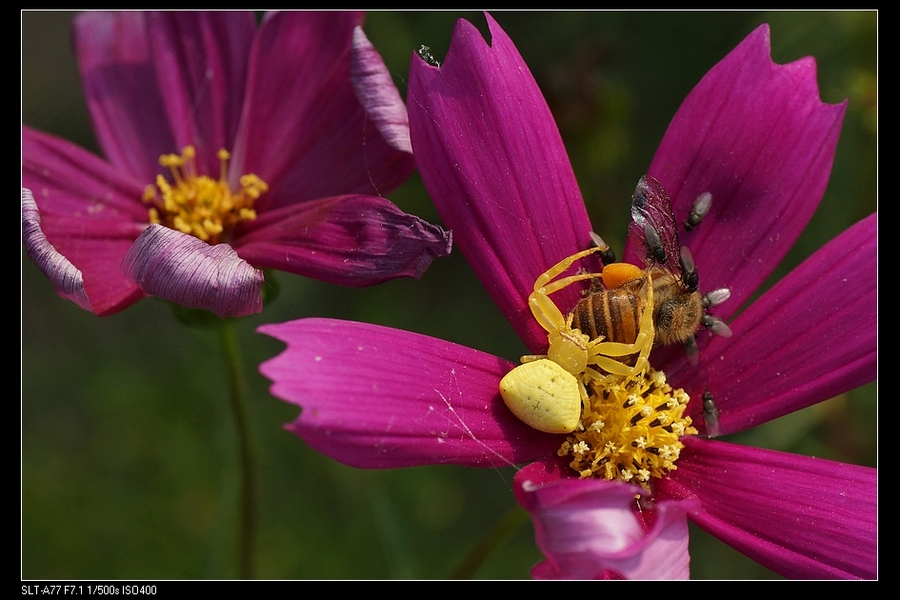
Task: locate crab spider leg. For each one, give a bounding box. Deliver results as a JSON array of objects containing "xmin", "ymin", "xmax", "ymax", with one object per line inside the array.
[
  {"xmin": 529, "ymin": 247, "xmax": 605, "ymax": 335},
  {"xmin": 589, "ymin": 336, "xmax": 651, "ymax": 357},
  {"xmin": 589, "ymin": 355, "xmax": 641, "ymax": 377},
  {"xmin": 524, "ymin": 247, "xmax": 655, "ymax": 383},
  {"xmin": 538, "ymin": 272, "xmax": 606, "ymax": 297},
  {"xmin": 528, "ymin": 292, "xmax": 567, "ymax": 335},
  {"xmin": 528, "ymin": 271, "xmax": 610, "ymax": 335},
  {"xmin": 533, "ymin": 247, "xmax": 603, "ymax": 291}
]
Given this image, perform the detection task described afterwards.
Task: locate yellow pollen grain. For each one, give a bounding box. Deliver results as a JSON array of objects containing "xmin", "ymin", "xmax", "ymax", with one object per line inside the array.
[
  {"xmin": 557, "ymin": 367, "xmax": 697, "ymax": 490},
  {"xmin": 142, "ymin": 146, "xmax": 268, "ymax": 245}
]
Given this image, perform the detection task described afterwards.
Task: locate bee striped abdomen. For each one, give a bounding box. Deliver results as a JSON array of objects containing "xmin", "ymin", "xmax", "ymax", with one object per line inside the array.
[{"xmin": 572, "ymin": 289, "xmax": 642, "ymax": 345}]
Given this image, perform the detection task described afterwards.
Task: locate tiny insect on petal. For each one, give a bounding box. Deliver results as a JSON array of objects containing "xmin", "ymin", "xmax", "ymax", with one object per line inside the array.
[
  {"xmin": 500, "ymin": 359, "xmax": 581, "ymax": 434},
  {"xmin": 685, "ymin": 191, "xmax": 713, "ymax": 231},
  {"xmin": 702, "ymin": 390, "xmax": 721, "ymax": 438}
]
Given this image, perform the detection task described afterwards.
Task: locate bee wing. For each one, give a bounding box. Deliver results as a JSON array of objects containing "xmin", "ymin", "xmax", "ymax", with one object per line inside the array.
[{"xmin": 629, "ymin": 175, "xmax": 682, "ymax": 272}]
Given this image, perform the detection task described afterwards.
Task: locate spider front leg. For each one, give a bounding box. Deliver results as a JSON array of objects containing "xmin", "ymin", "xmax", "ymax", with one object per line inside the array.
[
  {"xmin": 528, "ymin": 247, "xmax": 605, "ymax": 336},
  {"xmin": 526, "ymin": 247, "xmax": 612, "ymax": 375}
]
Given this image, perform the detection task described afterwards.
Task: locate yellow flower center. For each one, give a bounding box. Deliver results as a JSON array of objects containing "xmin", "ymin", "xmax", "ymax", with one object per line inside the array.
[
  {"xmin": 142, "ymin": 146, "xmax": 268, "ymax": 245},
  {"xmin": 502, "ymin": 246, "xmax": 697, "ymax": 489},
  {"xmin": 559, "ymin": 369, "xmax": 696, "ymax": 489}
]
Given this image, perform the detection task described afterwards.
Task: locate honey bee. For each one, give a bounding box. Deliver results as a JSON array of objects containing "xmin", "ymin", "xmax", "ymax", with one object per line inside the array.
[
  {"xmin": 574, "ymin": 175, "xmax": 731, "ymax": 364},
  {"xmin": 500, "ymin": 176, "xmax": 730, "ymax": 433}
]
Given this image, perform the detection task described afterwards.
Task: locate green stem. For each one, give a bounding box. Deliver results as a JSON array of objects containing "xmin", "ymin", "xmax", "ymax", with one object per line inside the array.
[
  {"xmin": 218, "ymin": 320, "xmax": 256, "ymax": 579},
  {"xmin": 451, "ymin": 504, "xmax": 530, "ymax": 579}
]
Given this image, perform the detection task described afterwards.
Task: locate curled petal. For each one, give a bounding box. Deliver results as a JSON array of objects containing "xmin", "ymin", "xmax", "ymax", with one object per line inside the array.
[
  {"xmin": 638, "ymin": 24, "xmax": 846, "ymax": 322},
  {"xmin": 409, "ymin": 13, "xmax": 593, "ymax": 352},
  {"xmin": 233, "ymin": 195, "xmax": 452, "ymax": 286},
  {"xmin": 676, "ymin": 214, "xmax": 877, "ymax": 433},
  {"xmin": 123, "ymin": 224, "xmax": 263, "ymax": 317},
  {"xmin": 74, "ymin": 11, "xmax": 174, "ymax": 182},
  {"xmin": 22, "ymin": 188, "xmax": 90, "ymax": 311},
  {"xmin": 515, "ymin": 458, "xmax": 698, "ymax": 580},
  {"xmin": 258, "ymin": 318, "xmax": 559, "ymax": 468},
  {"xmin": 350, "ymin": 25, "xmax": 412, "ymax": 154},
  {"xmin": 661, "ymin": 438, "xmax": 877, "ymax": 579},
  {"xmin": 234, "ymin": 11, "xmax": 413, "ymax": 210}
]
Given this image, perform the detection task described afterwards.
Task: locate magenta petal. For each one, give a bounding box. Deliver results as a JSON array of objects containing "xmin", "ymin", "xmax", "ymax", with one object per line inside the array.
[
  {"xmin": 641, "ymin": 24, "xmax": 846, "ymax": 315},
  {"xmin": 144, "ymin": 11, "xmax": 255, "ymax": 173},
  {"xmin": 515, "ymin": 459, "xmax": 698, "ymax": 580},
  {"xmin": 350, "ymin": 26, "xmax": 412, "ymax": 154},
  {"xmin": 73, "ymin": 11, "xmax": 174, "ymax": 183},
  {"xmin": 408, "ymin": 14, "xmax": 593, "ymax": 352},
  {"xmin": 661, "ymin": 438, "xmax": 877, "ymax": 579},
  {"xmin": 23, "ymin": 126, "xmax": 148, "ymax": 315},
  {"xmin": 675, "ymin": 214, "xmax": 876, "ymax": 434},
  {"xmin": 234, "ymin": 11, "xmax": 413, "ymax": 210},
  {"xmin": 258, "ymin": 318, "xmax": 559, "ymax": 468},
  {"xmin": 233, "ymin": 195, "xmax": 451, "ymax": 286},
  {"xmin": 123, "ymin": 224, "xmax": 263, "ymax": 317},
  {"xmin": 22, "ymin": 188, "xmax": 90, "ymax": 311}
]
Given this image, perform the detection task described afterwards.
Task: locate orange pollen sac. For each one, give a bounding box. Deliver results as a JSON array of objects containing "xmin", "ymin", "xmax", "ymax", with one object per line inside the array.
[
  {"xmin": 602, "ymin": 262, "xmax": 644, "ymax": 289},
  {"xmin": 142, "ymin": 146, "xmax": 268, "ymax": 245}
]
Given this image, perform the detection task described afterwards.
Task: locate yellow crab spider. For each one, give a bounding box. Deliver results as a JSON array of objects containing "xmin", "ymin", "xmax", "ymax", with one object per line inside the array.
[
  {"xmin": 499, "ymin": 358, "xmax": 583, "ymax": 434},
  {"xmin": 525, "ymin": 247, "xmax": 655, "ymax": 380},
  {"xmin": 500, "ymin": 247, "xmax": 657, "ymax": 433}
]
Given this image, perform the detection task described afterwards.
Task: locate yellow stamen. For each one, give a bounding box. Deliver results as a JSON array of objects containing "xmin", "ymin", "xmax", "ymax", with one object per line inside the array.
[
  {"xmin": 558, "ymin": 368, "xmax": 696, "ymax": 490},
  {"xmin": 142, "ymin": 146, "xmax": 268, "ymax": 245}
]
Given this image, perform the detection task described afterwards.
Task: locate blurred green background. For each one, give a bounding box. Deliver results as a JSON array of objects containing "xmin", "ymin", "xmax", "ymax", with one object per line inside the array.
[{"xmin": 22, "ymin": 11, "xmax": 876, "ymax": 579}]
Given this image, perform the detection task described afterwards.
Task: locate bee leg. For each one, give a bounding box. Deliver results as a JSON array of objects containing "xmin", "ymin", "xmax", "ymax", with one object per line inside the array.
[{"xmin": 589, "ymin": 231, "xmax": 616, "ymax": 265}]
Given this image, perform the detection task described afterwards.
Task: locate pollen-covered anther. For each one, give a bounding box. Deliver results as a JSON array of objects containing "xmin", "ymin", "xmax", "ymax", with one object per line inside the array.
[
  {"xmin": 560, "ymin": 366, "xmax": 697, "ymax": 490},
  {"xmin": 142, "ymin": 146, "xmax": 268, "ymax": 245}
]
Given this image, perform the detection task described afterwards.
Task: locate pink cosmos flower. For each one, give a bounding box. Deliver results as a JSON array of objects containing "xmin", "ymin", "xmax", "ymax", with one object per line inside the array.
[
  {"xmin": 259, "ymin": 16, "xmax": 876, "ymax": 578},
  {"xmin": 22, "ymin": 11, "xmax": 451, "ymax": 317}
]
